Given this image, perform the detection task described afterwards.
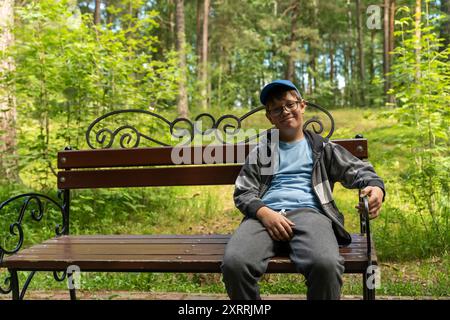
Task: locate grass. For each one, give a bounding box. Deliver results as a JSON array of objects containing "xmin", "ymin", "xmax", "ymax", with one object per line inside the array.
[{"xmin": 0, "ymin": 107, "xmax": 448, "ymax": 298}]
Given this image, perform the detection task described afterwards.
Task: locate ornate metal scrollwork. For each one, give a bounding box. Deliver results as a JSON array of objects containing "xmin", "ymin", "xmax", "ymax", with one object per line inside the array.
[
  {"xmin": 86, "ymin": 109, "xmax": 172, "ymax": 149},
  {"xmin": 303, "ymin": 101, "xmax": 335, "ymax": 139},
  {"xmin": 0, "ymin": 273, "xmax": 11, "ymax": 294},
  {"xmin": 0, "ymin": 193, "xmax": 66, "ymax": 261},
  {"xmin": 0, "ymin": 193, "xmax": 66, "ymax": 296},
  {"xmin": 53, "ymin": 270, "xmax": 67, "ymax": 282},
  {"xmin": 85, "ymin": 102, "xmax": 335, "ymax": 149}
]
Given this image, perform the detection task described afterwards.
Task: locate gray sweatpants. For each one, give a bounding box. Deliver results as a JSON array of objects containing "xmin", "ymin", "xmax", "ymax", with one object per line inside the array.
[{"xmin": 221, "ymin": 208, "xmax": 345, "ymax": 300}]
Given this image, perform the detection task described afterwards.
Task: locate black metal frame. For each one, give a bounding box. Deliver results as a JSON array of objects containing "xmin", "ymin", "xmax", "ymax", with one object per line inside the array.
[
  {"xmin": 0, "ymin": 106, "xmax": 377, "ymax": 300},
  {"xmin": 359, "ymin": 194, "xmax": 376, "ymax": 300},
  {"xmin": 0, "ymin": 192, "xmax": 71, "ymax": 300},
  {"xmin": 85, "ymin": 102, "xmax": 334, "ymax": 149}
]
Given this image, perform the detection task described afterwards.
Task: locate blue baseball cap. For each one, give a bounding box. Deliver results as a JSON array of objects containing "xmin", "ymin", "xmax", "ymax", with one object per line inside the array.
[{"xmin": 260, "ymin": 79, "xmax": 302, "ymax": 105}]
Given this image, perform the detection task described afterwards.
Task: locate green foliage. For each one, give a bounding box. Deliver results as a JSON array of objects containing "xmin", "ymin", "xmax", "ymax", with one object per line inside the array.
[
  {"xmin": 385, "ymin": 5, "xmax": 450, "ymax": 253},
  {"xmin": 5, "ymin": 0, "xmax": 179, "ymax": 187}
]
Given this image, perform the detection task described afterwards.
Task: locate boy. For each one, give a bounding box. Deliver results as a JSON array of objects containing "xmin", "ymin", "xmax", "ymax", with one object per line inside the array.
[{"xmin": 221, "ymin": 80, "xmax": 385, "ymax": 300}]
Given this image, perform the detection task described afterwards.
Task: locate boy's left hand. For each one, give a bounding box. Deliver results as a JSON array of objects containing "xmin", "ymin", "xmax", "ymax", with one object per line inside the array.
[{"xmin": 355, "ymin": 186, "xmax": 384, "ymax": 219}]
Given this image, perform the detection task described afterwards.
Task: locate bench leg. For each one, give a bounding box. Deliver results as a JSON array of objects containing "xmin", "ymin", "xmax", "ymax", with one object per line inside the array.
[
  {"xmin": 9, "ymin": 270, "xmax": 19, "ymax": 300},
  {"xmin": 69, "ymin": 288, "xmax": 77, "ymax": 300},
  {"xmin": 362, "ymin": 273, "xmax": 376, "ymax": 300},
  {"xmin": 67, "ymin": 272, "xmax": 77, "ymax": 300}
]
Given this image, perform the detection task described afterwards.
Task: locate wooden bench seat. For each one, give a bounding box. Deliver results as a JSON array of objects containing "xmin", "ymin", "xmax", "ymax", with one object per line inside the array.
[{"xmin": 3, "ymin": 234, "xmax": 376, "ymax": 274}]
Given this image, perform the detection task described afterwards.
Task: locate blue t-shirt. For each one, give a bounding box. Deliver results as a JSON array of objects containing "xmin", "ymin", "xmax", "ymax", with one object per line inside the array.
[{"xmin": 261, "ymin": 137, "xmax": 322, "ymax": 212}]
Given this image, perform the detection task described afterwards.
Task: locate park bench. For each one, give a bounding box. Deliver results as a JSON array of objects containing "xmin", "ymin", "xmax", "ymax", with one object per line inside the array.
[{"xmin": 0, "ymin": 104, "xmax": 377, "ymax": 300}]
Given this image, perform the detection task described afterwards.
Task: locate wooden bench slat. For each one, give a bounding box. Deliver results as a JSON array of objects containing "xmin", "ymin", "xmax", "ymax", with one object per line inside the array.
[
  {"xmin": 42, "ymin": 234, "xmax": 366, "ymax": 240},
  {"xmin": 40, "ymin": 239, "xmax": 369, "ymax": 245},
  {"xmin": 2, "ymin": 235, "xmax": 376, "ymax": 274},
  {"xmin": 40, "ymin": 233, "xmax": 366, "ymax": 243},
  {"xmin": 5, "ymin": 253, "xmax": 375, "ymax": 263},
  {"xmin": 58, "ymin": 145, "xmax": 255, "ymax": 169},
  {"xmin": 57, "ymin": 166, "xmax": 243, "ymax": 189},
  {"xmin": 46, "ymin": 234, "xmax": 233, "ymax": 239},
  {"xmin": 331, "ymin": 139, "xmax": 368, "ymax": 159},
  {"xmin": 40, "ymin": 240, "xmax": 368, "ymax": 249},
  {"xmin": 11, "ymin": 251, "xmax": 374, "ymax": 260},
  {"xmin": 3, "ymin": 257, "xmax": 374, "ymax": 274},
  {"xmin": 40, "ymin": 235, "xmax": 370, "ymax": 245},
  {"xmin": 43, "ymin": 239, "xmax": 233, "ymax": 245},
  {"xmin": 7, "ymin": 255, "xmax": 374, "ymax": 263},
  {"xmin": 57, "ymin": 140, "xmax": 368, "ymax": 169},
  {"xmin": 21, "ymin": 245, "xmax": 369, "ymax": 255}
]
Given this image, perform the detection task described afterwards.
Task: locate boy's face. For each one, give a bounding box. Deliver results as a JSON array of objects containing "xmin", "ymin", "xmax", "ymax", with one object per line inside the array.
[{"xmin": 265, "ymin": 91, "xmax": 306, "ymax": 137}]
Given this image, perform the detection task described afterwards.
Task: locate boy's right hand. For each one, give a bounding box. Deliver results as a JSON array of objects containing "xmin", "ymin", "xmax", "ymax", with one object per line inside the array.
[{"xmin": 256, "ymin": 207, "xmax": 295, "ymax": 242}]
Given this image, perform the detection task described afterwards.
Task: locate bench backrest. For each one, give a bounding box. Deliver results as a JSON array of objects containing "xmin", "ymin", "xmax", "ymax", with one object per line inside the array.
[
  {"xmin": 57, "ymin": 104, "xmax": 368, "ymax": 190},
  {"xmin": 57, "ymin": 139, "xmax": 368, "ymax": 190}
]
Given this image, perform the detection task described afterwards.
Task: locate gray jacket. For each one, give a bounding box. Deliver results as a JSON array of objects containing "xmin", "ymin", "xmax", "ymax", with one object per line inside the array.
[{"xmin": 233, "ymin": 129, "xmax": 385, "ymax": 245}]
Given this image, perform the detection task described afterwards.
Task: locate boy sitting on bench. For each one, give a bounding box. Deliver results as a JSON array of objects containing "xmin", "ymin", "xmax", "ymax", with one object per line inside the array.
[{"xmin": 221, "ymin": 80, "xmax": 385, "ymax": 300}]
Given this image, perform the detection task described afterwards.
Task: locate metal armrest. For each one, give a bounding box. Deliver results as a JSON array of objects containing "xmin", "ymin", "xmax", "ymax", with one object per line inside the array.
[
  {"xmin": 359, "ymin": 193, "xmax": 372, "ymax": 266},
  {"xmin": 0, "ymin": 192, "xmax": 67, "ymax": 296}
]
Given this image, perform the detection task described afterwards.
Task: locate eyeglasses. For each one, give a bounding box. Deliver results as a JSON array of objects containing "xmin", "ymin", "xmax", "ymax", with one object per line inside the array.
[{"xmin": 267, "ymin": 100, "xmax": 301, "ymax": 117}]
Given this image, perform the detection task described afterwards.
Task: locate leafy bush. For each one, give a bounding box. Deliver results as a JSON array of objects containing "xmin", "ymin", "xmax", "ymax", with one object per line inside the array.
[
  {"xmin": 4, "ymin": 0, "xmax": 180, "ymax": 188},
  {"xmin": 383, "ymin": 6, "xmax": 449, "ymax": 255}
]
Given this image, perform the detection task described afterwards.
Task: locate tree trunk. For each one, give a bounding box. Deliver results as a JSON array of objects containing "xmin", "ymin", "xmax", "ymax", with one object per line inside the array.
[
  {"xmin": 175, "ymin": 0, "xmax": 188, "ymax": 118},
  {"xmin": 415, "ymin": 0, "xmax": 422, "ymax": 82},
  {"xmin": 329, "ymin": 41, "xmax": 334, "ymax": 84},
  {"xmin": 388, "ymin": 0, "xmax": 396, "ymax": 104},
  {"xmin": 310, "ymin": 0, "xmax": 318, "ymax": 92},
  {"xmin": 299, "ymin": 62, "xmax": 305, "ymax": 93},
  {"xmin": 168, "ymin": 0, "xmax": 175, "ymax": 50},
  {"xmin": 344, "ymin": 0, "xmax": 351, "ymax": 107},
  {"xmin": 94, "ymin": 0, "xmax": 101, "ymax": 25},
  {"xmin": 196, "ymin": 0, "xmax": 203, "ymax": 64},
  {"xmin": 307, "ymin": 58, "xmax": 313, "ymax": 95},
  {"xmin": 106, "ymin": 0, "xmax": 113, "ymax": 25},
  {"xmin": 200, "ymin": 0, "xmax": 210, "ymax": 110},
  {"xmin": 369, "ymin": 31, "xmax": 375, "ymax": 81},
  {"xmin": 346, "ymin": 0, "xmax": 356, "ymax": 106},
  {"xmin": 369, "ymin": 30, "xmax": 375, "ymax": 105},
  {"xmin": 343, "ymin": 42, "xmax": 350, "ymax": 106},
  {"xmin": 285, "ymin": 2, "xmax": 298, "ymax": 83},
  {"xmin": 383, "ymin": 0, "xmax": 392, "ymax": 104},
  {"xmin": 329, "ymin": 40, "xmax": 336, "ymax": 106},
  {"xmin": 218, "ymin": 45, "xmax": 224, "ymax": 109},
  {"xmin": 356, "ymin": 0, "xmax": 366, "ymax": 106},
  {"xmin": 389, "ymin": 0, "xmax": 396, "ymax": 55},
  {"xmin": 0, "ymin": 0, "xmax": 19, "ymax": 182}
]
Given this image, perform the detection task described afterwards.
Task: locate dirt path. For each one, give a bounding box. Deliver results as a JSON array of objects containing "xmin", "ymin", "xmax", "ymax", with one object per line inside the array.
[{"xmin": 0, "ymin": 290, "xmax": 447, "ymax": 300}]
